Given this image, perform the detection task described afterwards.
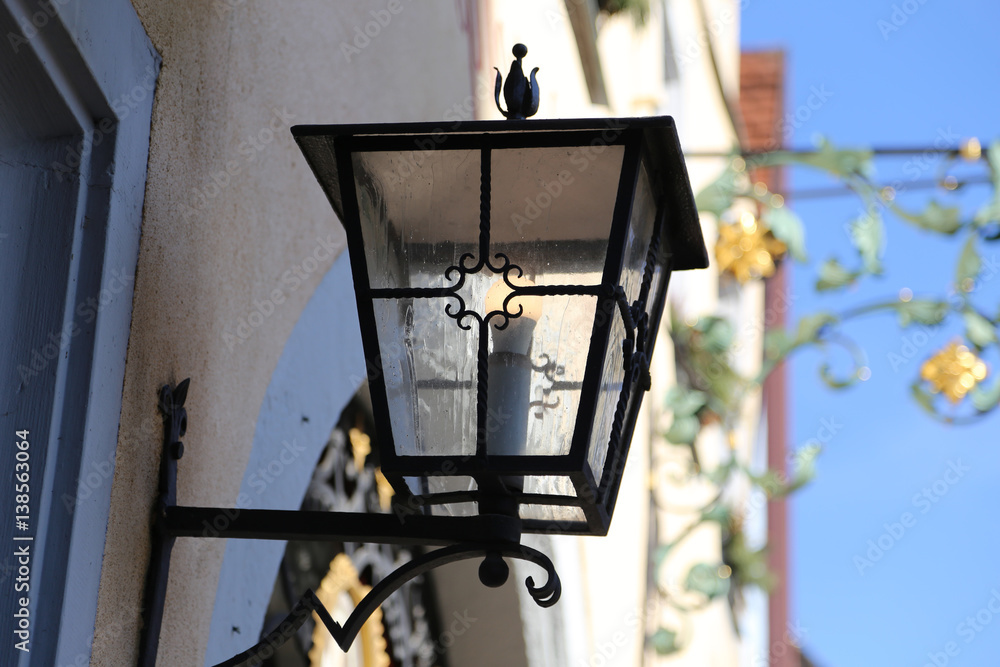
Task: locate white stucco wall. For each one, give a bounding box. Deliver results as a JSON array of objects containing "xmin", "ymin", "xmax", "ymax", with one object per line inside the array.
[{"xmin": 94, "ymin": 3, "xmax": 476, "ymax": 664}]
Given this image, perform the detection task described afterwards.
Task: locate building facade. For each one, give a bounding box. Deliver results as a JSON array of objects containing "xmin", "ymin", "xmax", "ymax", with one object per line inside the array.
[{"xmin": 0, "ymin": 1, "xmax": 785, "ymax": 665}]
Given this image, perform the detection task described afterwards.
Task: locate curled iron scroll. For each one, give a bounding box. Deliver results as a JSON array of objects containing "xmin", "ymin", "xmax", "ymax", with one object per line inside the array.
[{"xmin": 214, "ymin": 542, "xmax": 560, "ymax": 666}]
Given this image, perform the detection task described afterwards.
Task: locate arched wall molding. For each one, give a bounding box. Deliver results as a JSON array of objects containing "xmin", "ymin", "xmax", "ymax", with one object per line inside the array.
[{"xmin": 206, "ymin": 253, "xmax": 365, "ymax": 664}]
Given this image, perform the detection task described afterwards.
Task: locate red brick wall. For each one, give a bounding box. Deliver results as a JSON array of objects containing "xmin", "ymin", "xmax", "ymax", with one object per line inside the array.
[{"xmin": 740, "ymin": 50, "xmax": 799, "ymax": 667}]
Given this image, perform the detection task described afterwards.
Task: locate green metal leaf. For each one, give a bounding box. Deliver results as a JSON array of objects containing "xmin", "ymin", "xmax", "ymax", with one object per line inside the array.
[
  {"xmin": 701, "ymin": 504, "xmax": 731, "ymax": 525},
  {"xmin": 598, "ymin": 0, "xmax": 651, "ymax": 23},
  {"xmin": 902, "ymin": 200, "xmax": 962, "ymax": 234},
  {"xmin": 785, "ymin": 443, "xmax": 821, "ymax": 493},
  {"xmin": 750, "ymin": 469, "xmax": 786, "ymax": 497},
  {"xmin": 971, "ymin": 376, "xmax": 1000, "ymax": 412},
  {"xmin": 911, "ymin": 382, "xmax": 937, "ymax": 415},
  {"xmin": 974, "ymin": 140, "xmax": 1000, "ymax": 227},
  {"xmin": 816, "ymin": 258, "xmax": 860, "ymax": 291},
  {"xmin": 764, "ymin": 328, "xmax": 793, "ymax": 360},
  {"xmin": 963, "ymin": 310, "xmax": 997, "ymax": 348},
  {"xmin": 684, "ymin": 562, "xmax": 730, "ymax": 600},
  {"xmin": 956, "ymin": 234, "xmax": 982, "ymax": 289},
  {"xmin": 651, "ymin": 628, "xmax": 681, "ymax": 655},
  {"xmin": 849, "ymin": 211, "xmax": 884, "ymax": 274},
  {"xmin": 653, "ymin": 544, "xmax": 671, "ymax": 571},
  {"xmin": 795, "ymin": 312, "xmax": 838, "ymax": 345},
  {"xmin": 895, "ymin": 300, "xmax": 949, "ymax": 327},
  {"xmin": 760, "ymin": 137, "xmax": 874, "ymax": 178},
  {"xmin": 695, "ymin": 166, "xmax": 740, "ymax": 217},
  {"xmin": 665, "ymin": 415, "xmax": 701, "ymax": 445},
  {"xmin": 764, "ymin": 206, "xmax": 807, "ymax": 262},
  {"xmin": 695, "ymin": 316, "xmax": 735, "ymax": 353},
  {"xmin": 722, "ymin": 533, "xmax": 777, "ymax": 591},
  {"xmin": 819, "ymin": 362, "xmax": 859, "ymax": 389},
  {"xmin": 664, "ymin": 386, "xmax": 708, "ymax": 417}
]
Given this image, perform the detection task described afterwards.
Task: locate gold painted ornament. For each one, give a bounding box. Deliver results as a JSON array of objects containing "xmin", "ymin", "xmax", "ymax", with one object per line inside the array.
[
  {"xmin": 715, "ymin": 212, "xmax": 787, "ymax": 283},
  {"xmin": 920, "ymin": 341, "xmax": 988, "ymax": 404}
]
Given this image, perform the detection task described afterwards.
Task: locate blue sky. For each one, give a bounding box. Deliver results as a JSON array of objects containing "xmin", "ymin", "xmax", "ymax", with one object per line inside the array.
[{"xmin": 741, "ymin": 2, "xmax": 1000, "ymax": 665}]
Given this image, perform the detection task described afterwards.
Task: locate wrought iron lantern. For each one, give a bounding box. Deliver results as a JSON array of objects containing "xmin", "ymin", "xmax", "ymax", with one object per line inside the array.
[
  {"xmin": 140, "ymin": 46, "xmax": 706, "ymax": 666},
  {"xmin": 291, "ymin": 115, "xmax": 708, "ymax": 536}
]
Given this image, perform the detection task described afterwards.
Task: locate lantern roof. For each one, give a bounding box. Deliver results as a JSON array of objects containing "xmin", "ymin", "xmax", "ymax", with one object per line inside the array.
[{"xmin": 292, "ymin": 116, "xmax": 708, "ymax": 271}]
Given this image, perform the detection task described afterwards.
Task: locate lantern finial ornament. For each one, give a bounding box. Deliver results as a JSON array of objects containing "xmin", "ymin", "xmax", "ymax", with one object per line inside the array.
[{"xmin": 494, "ymin": 43, "xmax": 540, "ymax": 119}]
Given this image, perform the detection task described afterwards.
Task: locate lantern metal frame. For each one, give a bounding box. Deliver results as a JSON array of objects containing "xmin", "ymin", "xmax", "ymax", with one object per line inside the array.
[
  {"xmin": 292, "ymin": 116, "xmax": 706, "ymax": 537},
  {"xmin": 139, "ymin": 101, "xmax": 705, "ymax": 667}
]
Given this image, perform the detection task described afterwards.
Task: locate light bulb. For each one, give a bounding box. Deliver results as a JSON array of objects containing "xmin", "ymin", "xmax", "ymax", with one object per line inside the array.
[
  {"xmin": 484, "ymin": 274, "xmax": 542, "ymax": 462},
  {"xmin": 485, "ymin": 276, "xmax": 542, "ymax": 355}
]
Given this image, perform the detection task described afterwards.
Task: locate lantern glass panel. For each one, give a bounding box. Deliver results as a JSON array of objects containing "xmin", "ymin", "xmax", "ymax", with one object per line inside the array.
[
  {"xmin": 352, "ymin": 149, "xmax": 480, "ymax": 290},
  {"xmin": 514, "ymin": 294, "xmax": 597, "ymax": 457},
  {"xmin": 354, "ymin": 143, "xmax": 632, "ymax": 462},
  {"xmin": 620, "ymin": 163, "xmax": 657, "ymax": 303},
  {"xmin": 587, "ymin": 310, "xmax": 628, "ymax": 482},
  {"xmin": 372, "ymin": 298, "xmax": 480, "ymax": 457},
  {"xmin": 586, "ymin": 162, "xmax": 657, "ymax": 483},
  {"xmin": 489, "ymin": 146, "xmax": 625, "ymax": 285},
  {"xmin": 519, "ymin": 504, "xmax": 587, "ymax": 523},
  {"xmin": 524, "ymin": 475, "xmax": 578, "ymax": 497},
  {"xmin": 431, "ymin": 502, "xmax": 479, "ymax": 517}
]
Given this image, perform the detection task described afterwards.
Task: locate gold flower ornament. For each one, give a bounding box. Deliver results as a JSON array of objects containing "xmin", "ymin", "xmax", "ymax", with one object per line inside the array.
[
  {"xmin": 920, "ymin": 341, "xmax": 988, "ymax": 404},
  {"xmin": 715, "ymin": 212, "xmax": 788, "ymax": 283}
]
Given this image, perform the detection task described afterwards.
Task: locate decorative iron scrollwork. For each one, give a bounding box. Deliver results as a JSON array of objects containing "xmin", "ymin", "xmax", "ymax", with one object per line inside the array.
[
  {"xmin": 139, "ymin": 382, "xmax": 564, "ymax": 666},
  {"xmin": 218, "ymin": 542, "xmax": 560, "ymax": 666}
]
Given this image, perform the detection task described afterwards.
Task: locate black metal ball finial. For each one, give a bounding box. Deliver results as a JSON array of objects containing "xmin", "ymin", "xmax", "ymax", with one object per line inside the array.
[
  {"xmin": 493, "ymin": 43, "xmax": 539, "ymax": 120},
  {"xmin": 478, "ymin": 552, "xmax": 510, "ymax": 588}
]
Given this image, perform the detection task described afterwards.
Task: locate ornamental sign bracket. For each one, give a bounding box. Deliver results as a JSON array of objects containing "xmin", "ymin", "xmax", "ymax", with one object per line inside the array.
[{"xmin": 138, "ymin": 380, "xmax": 561, "ymax": 667}]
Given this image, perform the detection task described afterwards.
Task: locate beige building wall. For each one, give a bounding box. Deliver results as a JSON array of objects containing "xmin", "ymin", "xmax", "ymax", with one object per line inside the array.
[
  {"xmin": 90, "ymin": 1, "xmax": 759, "ymax": 665},
  {"xmin": 94, "ymin": 3, "xmax": 475, "ymax": 664}
]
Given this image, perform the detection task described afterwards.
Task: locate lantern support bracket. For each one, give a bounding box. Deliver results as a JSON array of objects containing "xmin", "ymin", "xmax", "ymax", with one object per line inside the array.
[{"xmin": 138, "ymin": 379, "xmax": 562, "ymax": 667}]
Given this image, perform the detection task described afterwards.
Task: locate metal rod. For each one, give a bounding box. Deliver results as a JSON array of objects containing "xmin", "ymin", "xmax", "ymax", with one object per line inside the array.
[
  {"xmin": 785, "ymin": 175, "xmax": 991, "ymax": 201},
  {"xmin": 684, "ymin": 146, "xmax": 974, "ymax": 159},
  {"xmin": 163, "ymin": 506, "xmax": 522, "ymax": 545}
]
